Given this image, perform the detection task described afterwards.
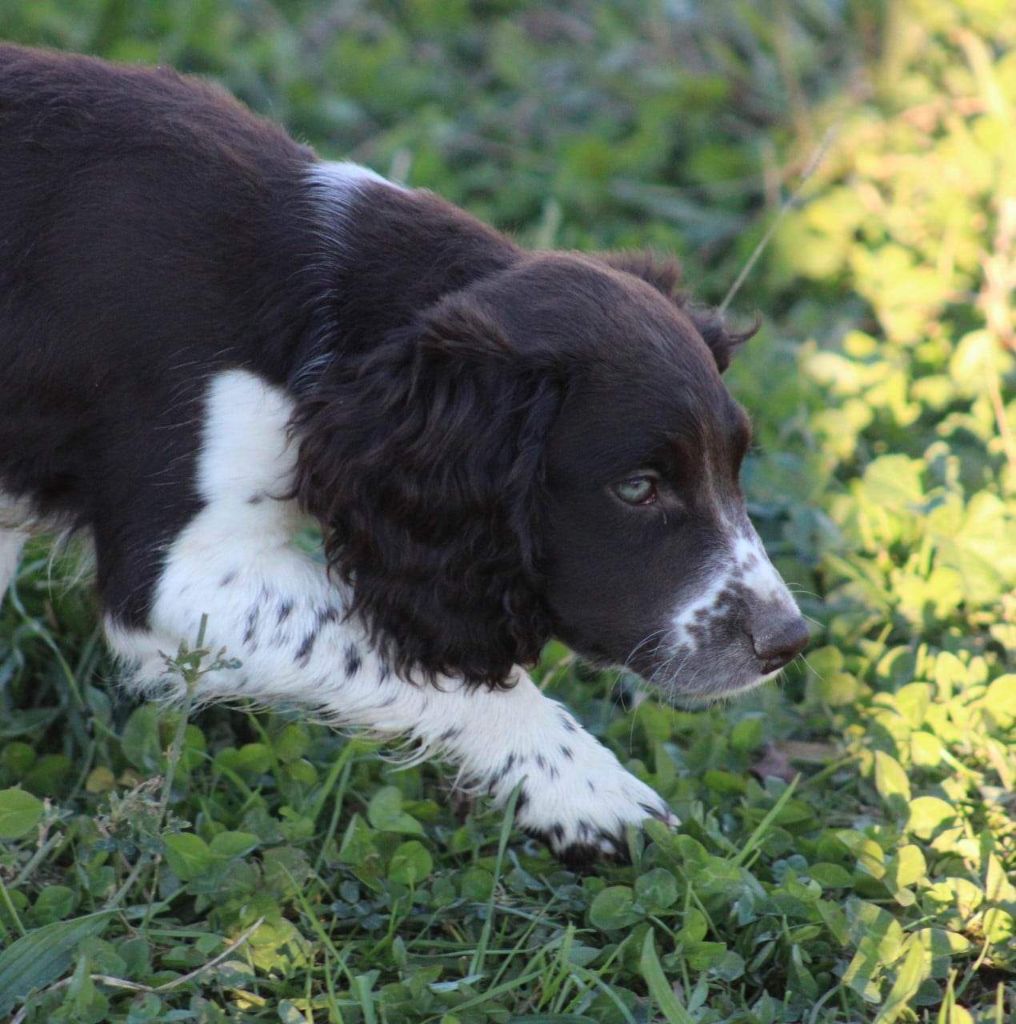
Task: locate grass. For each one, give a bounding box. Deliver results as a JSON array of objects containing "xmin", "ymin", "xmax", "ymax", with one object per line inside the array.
[{"xmin": 0, "ymin": 0, "xmax": 1014, "ymax": 1021}]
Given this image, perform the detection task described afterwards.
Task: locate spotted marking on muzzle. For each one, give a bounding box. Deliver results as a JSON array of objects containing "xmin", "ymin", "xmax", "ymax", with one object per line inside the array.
[{"xmin": 670, "ymin": 520, "xmax": 799, "ymax": 658}]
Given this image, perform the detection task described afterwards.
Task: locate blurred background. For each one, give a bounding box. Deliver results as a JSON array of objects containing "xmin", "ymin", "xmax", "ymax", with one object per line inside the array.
[{"xmin": 0, "ymin": 2, "xmax": 1013, "ymax": 1022}]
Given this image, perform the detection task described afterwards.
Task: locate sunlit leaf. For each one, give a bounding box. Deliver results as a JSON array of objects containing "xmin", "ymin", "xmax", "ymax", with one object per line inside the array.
[{"xmin": 0, "ymin": 787, "xmax": 43, "ymax": 839}]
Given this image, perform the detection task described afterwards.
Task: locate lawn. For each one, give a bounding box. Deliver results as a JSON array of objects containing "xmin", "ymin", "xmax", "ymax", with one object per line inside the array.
[{"xmin": 0, "ymin": 1, "xmax": 1013, "ymax": 1021}]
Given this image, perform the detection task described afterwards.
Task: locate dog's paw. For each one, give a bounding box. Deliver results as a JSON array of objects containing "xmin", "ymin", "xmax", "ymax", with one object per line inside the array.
[{"xmin": 502, "ymin": 732, "xmax": 678, "ymax": 865}]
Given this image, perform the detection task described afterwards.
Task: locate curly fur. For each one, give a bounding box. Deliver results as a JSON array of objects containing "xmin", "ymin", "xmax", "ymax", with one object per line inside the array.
[{"xmin": 293, "ymin": 297, "xmax": 563, "ymax": 687}]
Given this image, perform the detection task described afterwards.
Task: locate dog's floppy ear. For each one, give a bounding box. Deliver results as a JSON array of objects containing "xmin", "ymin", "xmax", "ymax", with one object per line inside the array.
[
  {"xmin": 292, "ymin": 296, "xmax": 561, "ymax": 688},
  {"xmin": 598, "ymin": 251, "xmax": 758, "ymax": 372}
]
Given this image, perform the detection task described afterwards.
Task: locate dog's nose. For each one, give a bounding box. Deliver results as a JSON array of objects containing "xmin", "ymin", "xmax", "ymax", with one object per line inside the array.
[{"xmin": 752, "ymin": 614, "xmax": 809, "ymax": 673}]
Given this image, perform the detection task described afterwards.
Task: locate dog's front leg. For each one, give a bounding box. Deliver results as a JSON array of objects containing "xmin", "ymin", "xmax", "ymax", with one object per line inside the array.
[
  {"xmin": 106, "ymin": 537, "xmax": 675, "ymax": 863},
  {"xmin": 385, "ymin": 670, "xmax": 680, "ymax": 864}
]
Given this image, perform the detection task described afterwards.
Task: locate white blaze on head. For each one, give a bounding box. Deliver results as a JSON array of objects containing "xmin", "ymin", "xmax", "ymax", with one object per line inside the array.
[{"xmin": 730, "ymin": 523, "xmax": 797, "ymax": 610}]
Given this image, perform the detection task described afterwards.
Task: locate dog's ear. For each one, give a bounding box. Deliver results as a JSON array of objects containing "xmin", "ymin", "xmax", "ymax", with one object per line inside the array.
[
  {"xmin": 598, "ymin": 251, "xmax": 684, "ymax": 298},
  {"xmin": 598, "ymin": 251, "xmax": 758, "ymax": 373},
  {"xmin": 682, "ymin": 305, "xmax": 760, "ymax": 373},
  {"xmin": 292, "ymin": 297, "xmax": 561, "ymax": 688}
]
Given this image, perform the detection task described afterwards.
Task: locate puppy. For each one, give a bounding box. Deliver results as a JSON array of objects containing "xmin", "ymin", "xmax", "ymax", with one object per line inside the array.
[{"xmin": 0, "ymin": 45, "xmax": 807, "ymax": 863}]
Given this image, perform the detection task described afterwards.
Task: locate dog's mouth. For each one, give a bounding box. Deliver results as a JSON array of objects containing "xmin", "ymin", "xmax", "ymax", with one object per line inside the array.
[
  {"xmin": 603, "ymin": 599, "xmax": 809, "ymax": 704},
  {"xmin": 621, "ymin": 643, "xmax": 769, "ymax": 703},
  {"xmin": 667, "ymin": 659, "xmax": 793, "ymax": 706},
  {"xmin": 556, "ymin": 602, "xmax": 809, "ymax": 702}
]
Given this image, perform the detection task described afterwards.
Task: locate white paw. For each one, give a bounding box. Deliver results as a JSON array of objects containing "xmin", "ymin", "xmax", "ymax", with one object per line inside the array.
[{"xmin": 478, "ymin": 709, "xmax": 678, "ymax": 865}]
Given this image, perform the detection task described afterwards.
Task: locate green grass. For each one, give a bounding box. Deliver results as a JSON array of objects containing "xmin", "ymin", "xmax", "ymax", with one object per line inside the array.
[{"xmin": 1, "ymin": 1, "xmax": 1014, "ymax": 1021}]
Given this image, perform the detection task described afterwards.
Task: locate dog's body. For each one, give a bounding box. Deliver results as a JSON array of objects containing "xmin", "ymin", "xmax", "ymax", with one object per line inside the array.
[{"xmin": 0, "ymin": 45, "xmax": 807, "ymax": 862}]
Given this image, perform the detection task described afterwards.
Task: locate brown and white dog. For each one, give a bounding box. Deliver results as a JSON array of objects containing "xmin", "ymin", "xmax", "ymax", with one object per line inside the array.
[{"xmin": 0, "ymin": 45, "xmax": 807, "ymax": 864}]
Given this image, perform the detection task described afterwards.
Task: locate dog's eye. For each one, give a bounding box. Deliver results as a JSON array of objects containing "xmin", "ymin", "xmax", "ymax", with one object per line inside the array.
[{"xmin": 612, "ymin": 474, "xmax": 658, "ymax": 505}]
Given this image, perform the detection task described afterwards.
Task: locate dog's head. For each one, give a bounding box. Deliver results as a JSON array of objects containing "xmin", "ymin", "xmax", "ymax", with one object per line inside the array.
[{"xmin": 295, "ymin": 250, "xmax": 807, "ymax": 697}]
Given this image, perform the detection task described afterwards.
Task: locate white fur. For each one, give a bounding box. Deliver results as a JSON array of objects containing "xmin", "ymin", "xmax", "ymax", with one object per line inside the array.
[
  {"xmin": 292, "ymin": 161, "xmax": 404, "ymax": 394},
  {"xmin": 106, "ymin": 369, "xmax": 674, "ymax": 854},
  {"xmin": 0, "ymin": 492, "xmax": 33, "ymax": 594},
  {"xmin": 305, "ymin": 161, "xmax": 400, "ymax": 237},
  {"xmin": 670, "ymin": 571, "xmax": 732, "ymax": 651},
  {"xmin": 310, "ymin": 160, "xmax": 391, "ymax": 191},
  {"xmin": 0, "ymin": 529, "xmax": 26, "ymax": 595},
  {"xmin": 669, "ymin": 521, "xmax": 798, "ymax": 653},
  {"xmin": 731, "ymin": 528, "xmax": 792, "ymax": 604}
]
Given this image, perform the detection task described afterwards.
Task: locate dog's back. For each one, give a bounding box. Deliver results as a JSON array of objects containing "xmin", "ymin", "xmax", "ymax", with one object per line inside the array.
[{"xmin": 0, "ymin": 46, "xmax": 316, "ymax": 585}]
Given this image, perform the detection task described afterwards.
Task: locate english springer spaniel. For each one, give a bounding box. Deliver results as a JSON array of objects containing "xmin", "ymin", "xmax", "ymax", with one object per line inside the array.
[{"xmin": 0, "ymin": 45, "xmax": 808, "ymax": 864}]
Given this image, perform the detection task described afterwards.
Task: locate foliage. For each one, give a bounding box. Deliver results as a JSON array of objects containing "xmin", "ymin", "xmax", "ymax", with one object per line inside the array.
[{"xmin": 0, "ymin": 0, "xmax": 1013, "ymax": 1021}]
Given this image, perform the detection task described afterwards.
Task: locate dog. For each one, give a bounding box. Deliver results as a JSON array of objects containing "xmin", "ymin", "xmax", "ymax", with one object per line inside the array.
[{"xmin": 0, "ymin": 44, "xmax": 808, "ymax": 864}]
